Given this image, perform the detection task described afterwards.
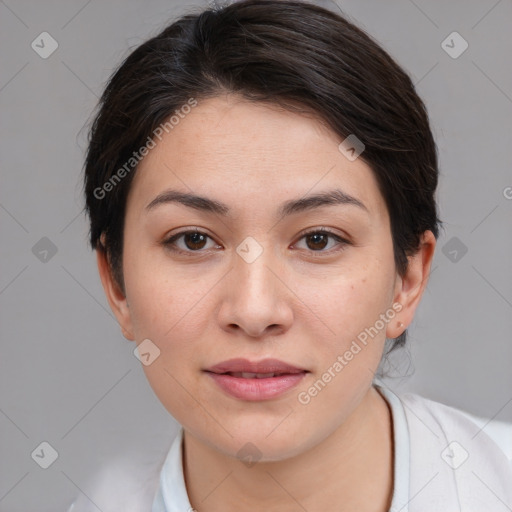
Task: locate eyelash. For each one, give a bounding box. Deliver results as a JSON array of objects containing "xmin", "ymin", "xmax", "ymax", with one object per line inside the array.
[{"xmin": 161, "ymin": 227, "xmax": 350, "ymax": 257}]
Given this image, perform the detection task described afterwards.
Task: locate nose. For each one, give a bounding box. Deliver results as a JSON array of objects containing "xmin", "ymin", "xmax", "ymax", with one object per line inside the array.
[{"xmin": 217, "ymin": 246, "xmax": 294, "ymax": 339}]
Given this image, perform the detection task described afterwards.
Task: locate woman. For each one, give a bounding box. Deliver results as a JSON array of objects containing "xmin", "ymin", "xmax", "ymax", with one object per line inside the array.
[{"xmin": 70, "ymin": 0, "xmax": 512, "ymax": 510}]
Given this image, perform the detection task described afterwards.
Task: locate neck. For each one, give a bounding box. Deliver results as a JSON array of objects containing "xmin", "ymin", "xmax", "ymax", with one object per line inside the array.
[{"xmin": 182, "ymin": 385, "xmax": 394, "ymax": 512}]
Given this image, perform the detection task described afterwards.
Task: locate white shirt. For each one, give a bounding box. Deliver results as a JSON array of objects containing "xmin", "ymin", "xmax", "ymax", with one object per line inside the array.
[{"xmin": 67, "ymin": 384, "xmax": 512, "ymax": 511}]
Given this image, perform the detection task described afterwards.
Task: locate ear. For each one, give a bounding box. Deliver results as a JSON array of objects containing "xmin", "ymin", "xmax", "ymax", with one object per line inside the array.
[
  {"xmin": 96, "ymin": 241, "xmax": 135, "ymax": 341},
  {"xmin": 386, "ymin": 230, "xmax": 436, "ymax": 339}
]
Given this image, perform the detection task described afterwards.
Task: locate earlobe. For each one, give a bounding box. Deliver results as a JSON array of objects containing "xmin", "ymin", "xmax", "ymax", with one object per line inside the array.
[
  {"xmin": 96, "ymin": 245, "xmax": 135, "ymax": 341},
  {"xmin": 386, "ymin": 230, "xmax": 436, "ymax": 339}
]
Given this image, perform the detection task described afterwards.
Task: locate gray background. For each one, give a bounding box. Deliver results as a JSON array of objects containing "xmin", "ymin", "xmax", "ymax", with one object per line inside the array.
[{"xmin": 1, "ymin": 0, "xmax": 511, "ymax": 510}]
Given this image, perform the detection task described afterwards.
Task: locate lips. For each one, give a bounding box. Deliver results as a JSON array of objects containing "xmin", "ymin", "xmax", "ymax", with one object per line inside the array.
[{"xmin": 204, "ymin": 358, "xmax": 309, "ymax": 400}]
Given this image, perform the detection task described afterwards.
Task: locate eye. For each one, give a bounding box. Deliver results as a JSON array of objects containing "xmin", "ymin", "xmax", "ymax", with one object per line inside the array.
[
  {"xmin": 162, "ymin": 229, "xmax": 220, "ymax": 254},
  {"xmin": 294, "ymin": 228, "xmax": 350, "ymax": 254}
]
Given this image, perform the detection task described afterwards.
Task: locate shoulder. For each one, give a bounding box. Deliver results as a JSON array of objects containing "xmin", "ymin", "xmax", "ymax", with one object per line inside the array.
[
  {"xmin": 395, "ymin": 389, "xmax": 512, "ymax": 510},
  {"xmin": 65, "ymin": 449, "xmax": 167, "ymax": 512},
  {"xmin": 399, "ymin": 390, "xmax": 512, "ymax": 459}
]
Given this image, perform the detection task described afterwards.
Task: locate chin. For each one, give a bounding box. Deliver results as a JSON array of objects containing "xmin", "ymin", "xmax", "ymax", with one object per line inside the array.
[{"xmin": 201, "ymin": 419, "xmax": 313, "ymax": 462}]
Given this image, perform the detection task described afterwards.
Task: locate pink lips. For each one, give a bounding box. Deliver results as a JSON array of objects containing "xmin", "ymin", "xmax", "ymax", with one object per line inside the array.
[{"xmin": 204, "ymin": 358, "xmax": 308, "ymax": 401}]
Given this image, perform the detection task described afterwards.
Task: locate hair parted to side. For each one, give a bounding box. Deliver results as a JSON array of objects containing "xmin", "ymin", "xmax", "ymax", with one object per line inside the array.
[{"xmin": 83, "ymin": 0, "xmax": 442, "ymax": 353}]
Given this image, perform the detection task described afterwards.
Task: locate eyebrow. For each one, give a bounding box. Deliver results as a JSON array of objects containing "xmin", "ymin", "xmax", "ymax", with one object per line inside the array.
[{"xmin": 145, "ymin": 188, "xmax": 369, "ymax": 217}]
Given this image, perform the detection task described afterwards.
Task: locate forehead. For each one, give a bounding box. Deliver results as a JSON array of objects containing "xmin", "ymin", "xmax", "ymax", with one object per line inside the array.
[{"xmin": 127, "ymin": 95, "xmax": 387, "ymax": 220}]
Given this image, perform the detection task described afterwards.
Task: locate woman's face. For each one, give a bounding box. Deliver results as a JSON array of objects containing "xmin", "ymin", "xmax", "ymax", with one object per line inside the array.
[{"xmin": 104, "ymin": 95, "xmax": 413, "ymax": 461}]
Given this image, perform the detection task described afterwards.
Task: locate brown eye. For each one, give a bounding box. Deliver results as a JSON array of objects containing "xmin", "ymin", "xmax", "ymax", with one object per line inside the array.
[
  {"xmin": 294, "ymin": 228, "xmax": 350, "ymax": 255},
  {"xmin": 305, "ymin": 232, "xmax": 329, "ymax": 251},
  {"xmin": 183, "ymin": 232, "xmax": 208, "ymax": 250},
  {"xmin": 163, "ymin": 230, "xmax": 219, "ymax": 254}
]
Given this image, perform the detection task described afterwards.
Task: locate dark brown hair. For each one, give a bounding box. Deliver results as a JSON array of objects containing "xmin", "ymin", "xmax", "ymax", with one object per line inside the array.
[{"xmin": 83, "ymin": 0, "xmax": 441, "ymax": 352}]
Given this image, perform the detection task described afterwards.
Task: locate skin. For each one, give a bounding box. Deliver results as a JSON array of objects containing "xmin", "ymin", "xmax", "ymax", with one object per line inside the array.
[{"xmin": 97, "ymin": 94, "xmax": 436, "ymax": 512}]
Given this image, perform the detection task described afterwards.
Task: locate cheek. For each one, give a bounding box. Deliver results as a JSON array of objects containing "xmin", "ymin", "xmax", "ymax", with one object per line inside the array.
[
  {"xmin": 291, "ymin": 267, "xmax": 393, "ymax": 422},
  {"xmin": 125, "ymin": 258, "xmax": 213, "ymax": 419},
  {"xmin": 123, "ymin": 255, "xmax": 220, "ymax": 411},
  {"xmin": 302, "ymin": 260, "xmax": 394, "ymax": 351},
  {"xmin": 123, "ymin": 244, "xmax": 203, "ymax": 337}
]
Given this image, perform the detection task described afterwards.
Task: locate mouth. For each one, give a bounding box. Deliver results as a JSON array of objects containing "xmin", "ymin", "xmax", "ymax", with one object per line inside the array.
[{"xmin": 204, "ymin": 358, "xmax": 309, "ymax": 401}]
